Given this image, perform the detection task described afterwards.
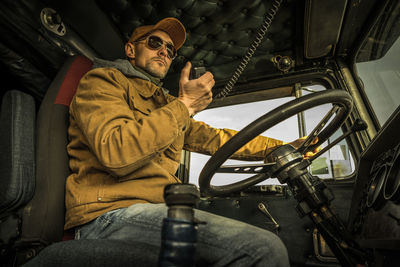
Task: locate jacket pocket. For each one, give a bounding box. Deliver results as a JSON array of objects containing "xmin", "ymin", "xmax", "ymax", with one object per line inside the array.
[{"xmin": 129, "ymin": 95, "xmax": 152, "ymax": 116}]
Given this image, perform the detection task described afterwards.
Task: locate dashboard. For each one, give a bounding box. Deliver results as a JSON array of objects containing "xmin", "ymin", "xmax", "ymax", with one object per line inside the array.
[{"xmin": 348, "ymin": 106, "xmax": 400, "ymax": 250}]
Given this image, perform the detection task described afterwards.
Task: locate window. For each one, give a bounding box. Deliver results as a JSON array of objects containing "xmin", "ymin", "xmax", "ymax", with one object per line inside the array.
[
  {"xmin": 302, "ymin": 88, "xmax": 355, "ymax": 180},
  {"xmin": 356, "ymin": 36, "xmax": 400, "ymax": 126},
  {"xmin": 188, "ymin": 86, "xmax": 355, "ymax": 186}
]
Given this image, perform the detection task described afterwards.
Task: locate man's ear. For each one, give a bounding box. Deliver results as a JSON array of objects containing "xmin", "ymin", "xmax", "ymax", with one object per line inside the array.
[{"xmin": 125, "ymin": 42, "xmax": 136, "ymax": 60}]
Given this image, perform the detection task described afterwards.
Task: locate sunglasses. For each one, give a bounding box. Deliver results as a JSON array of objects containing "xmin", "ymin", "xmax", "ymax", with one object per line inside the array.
[{"xmin": 134, "ymin": 35, "xmax": 177, "ymax": 60}]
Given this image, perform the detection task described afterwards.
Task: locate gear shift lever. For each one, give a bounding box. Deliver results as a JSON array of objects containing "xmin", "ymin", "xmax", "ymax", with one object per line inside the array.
[{"xmin": 158, "ymin": 184, "xmax": 200, "ymax": 267}]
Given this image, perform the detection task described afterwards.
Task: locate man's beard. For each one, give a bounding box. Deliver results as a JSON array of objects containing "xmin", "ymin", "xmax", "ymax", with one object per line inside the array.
[{"xmin": 144, "ymin": 59, "xmax": 168, "ymax": 79}]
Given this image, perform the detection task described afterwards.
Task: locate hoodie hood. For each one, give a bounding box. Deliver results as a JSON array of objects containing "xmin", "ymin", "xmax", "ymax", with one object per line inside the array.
[{"xmin": 92, "ymin": 58, "xmax": 163, "ymax": 87}]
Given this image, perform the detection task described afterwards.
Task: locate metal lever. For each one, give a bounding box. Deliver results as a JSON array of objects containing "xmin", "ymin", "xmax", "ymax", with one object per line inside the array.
[
  {"xmin": 258, "ymin": 203, "xmax": 280, "ymax": 233},
  {"xmin": 308, "ymin": 118, "xmax": 367, "ymax": 161}
]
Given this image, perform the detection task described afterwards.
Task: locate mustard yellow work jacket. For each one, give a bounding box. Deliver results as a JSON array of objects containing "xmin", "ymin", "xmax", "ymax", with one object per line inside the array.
[{"xmin": 65, "ymin": 66, "xmax": 283, "ymax": 230}]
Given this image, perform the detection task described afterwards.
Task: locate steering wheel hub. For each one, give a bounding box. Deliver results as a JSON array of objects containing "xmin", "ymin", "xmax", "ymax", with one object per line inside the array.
[{"xmin": 265, "ymin": 144, "xmax": 304, "ymax": 183}]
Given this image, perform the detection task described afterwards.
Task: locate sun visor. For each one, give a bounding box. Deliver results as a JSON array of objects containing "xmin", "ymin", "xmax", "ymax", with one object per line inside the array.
[{"xmin": 304, "ymin": 0, "xmax": 347, "ymax": 59}]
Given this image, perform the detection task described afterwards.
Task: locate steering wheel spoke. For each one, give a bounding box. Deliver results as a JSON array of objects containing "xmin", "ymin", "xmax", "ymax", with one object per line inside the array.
[
  {"xmin": 217, "ymin": 162, "xmax": 275, "ymax": 174},
  {"xmin": 296, "ymin": 105, "xmax": 340, "ymax": 154}
]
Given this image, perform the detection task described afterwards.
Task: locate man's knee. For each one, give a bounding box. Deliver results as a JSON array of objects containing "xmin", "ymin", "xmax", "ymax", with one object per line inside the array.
[{"xmin": 255, "ymin": 232, "xmax": 289, "ymax": 266}]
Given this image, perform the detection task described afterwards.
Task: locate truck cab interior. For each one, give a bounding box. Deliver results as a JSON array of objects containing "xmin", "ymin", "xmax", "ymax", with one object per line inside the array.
[{"xmin": 0, "ymin": 0, "xmax": 399, "ymax": 266}]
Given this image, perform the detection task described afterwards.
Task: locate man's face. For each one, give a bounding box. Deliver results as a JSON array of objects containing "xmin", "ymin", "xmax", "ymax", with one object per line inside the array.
[{"xmin": 130, "ymin": 30, "xmax": 174, "ymax": 79}]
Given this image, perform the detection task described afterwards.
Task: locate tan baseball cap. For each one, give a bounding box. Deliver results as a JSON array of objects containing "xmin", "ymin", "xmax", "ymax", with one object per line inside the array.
[{"xmin": 129, "ymin": 17, "xmax": 186, "ymax": 49}]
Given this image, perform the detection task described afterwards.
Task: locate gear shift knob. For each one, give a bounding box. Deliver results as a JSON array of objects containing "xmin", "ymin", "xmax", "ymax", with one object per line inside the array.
[{"xmin": 159, "ymin": 184, "xmax": 200, "ymax": 267}]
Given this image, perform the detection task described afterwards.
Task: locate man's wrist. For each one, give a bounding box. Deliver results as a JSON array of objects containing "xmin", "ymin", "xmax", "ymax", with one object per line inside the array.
[{"xmin": 177, "ymin": 98, "xmax": 194, "ymax": 117}]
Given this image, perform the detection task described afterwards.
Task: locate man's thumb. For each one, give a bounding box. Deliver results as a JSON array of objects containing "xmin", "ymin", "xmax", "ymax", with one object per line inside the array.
[{"xmin": 180, "ymin": 61, "xmax": 191, "ymax": 82}]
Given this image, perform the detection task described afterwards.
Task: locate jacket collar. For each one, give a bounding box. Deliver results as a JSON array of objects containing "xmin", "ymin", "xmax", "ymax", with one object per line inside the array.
[{"xmin": 92, "ymin": 58, "xmax": 167, "ymax": 98}]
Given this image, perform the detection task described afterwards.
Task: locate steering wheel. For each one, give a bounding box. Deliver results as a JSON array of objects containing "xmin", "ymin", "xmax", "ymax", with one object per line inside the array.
[{"xmin": 198, "ymin": 89, "xmax": 353, "ymax": 197}]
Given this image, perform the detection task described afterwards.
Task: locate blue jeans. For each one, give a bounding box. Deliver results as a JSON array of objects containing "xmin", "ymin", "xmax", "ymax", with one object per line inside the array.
[{"xmin": 75, "ymin": 203, "xmax": 289, "ymax": 267}]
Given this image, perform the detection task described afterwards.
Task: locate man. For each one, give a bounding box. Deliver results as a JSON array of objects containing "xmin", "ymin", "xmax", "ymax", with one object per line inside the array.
[{"xmin": 65, "ymin": 17, "xmax": 312, "ymax": 266}]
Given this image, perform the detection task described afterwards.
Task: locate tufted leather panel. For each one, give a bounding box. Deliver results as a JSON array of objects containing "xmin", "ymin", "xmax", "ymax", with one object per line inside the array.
[{"xmin": 96, "ymin": 0, "xmax": 296, "ymax": 93}]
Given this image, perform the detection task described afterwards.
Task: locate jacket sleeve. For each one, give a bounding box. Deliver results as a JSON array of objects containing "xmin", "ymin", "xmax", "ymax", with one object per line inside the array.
[
  {"xmin": 183, "ymin": 119, "xmax": 284, "ymax": 161},
  {"xmin": 70, "ymin": 68, "xmax": 190, "ymax": 177}
]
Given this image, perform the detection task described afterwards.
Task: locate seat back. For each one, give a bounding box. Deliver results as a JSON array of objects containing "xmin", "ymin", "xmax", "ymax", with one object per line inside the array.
[
  {"xmin": 19, "ymin": 56, "xmax": 92, "ymax": 248},
  {"xmin": 0, "ymin": 90, "xmax": 36, "ymax": 256},
  {"xmin": 0, "ymin": 90, "xmax": 36, "ymax": 214}
]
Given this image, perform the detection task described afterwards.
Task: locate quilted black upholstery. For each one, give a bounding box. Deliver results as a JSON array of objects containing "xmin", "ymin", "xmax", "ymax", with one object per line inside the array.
[{"xmin": 96, "ymin": 0, "xmax": 296, "ymax": 92}]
